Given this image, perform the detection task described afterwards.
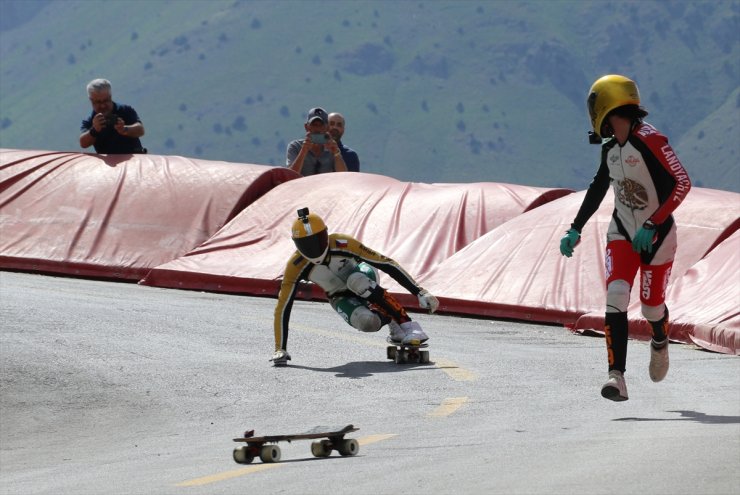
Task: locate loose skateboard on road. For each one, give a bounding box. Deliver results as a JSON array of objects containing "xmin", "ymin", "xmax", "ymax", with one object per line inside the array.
[
  {"xmin": 386, "ymin": 337, "xmax": 430, "ymax": 364},
  {"xmin": 232, "ymin": 424, "xmax": 359, "ymax": 464}
]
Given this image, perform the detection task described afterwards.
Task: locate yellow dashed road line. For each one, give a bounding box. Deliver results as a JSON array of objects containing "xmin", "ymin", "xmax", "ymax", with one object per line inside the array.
[
  {"xmin": 176, "ymin": 463, "xmax": 281, "ymax": 487},
  {"xmin": 433, "ymin": 358, "xmax": 477, "ymax": 381},
  {"xmin": 427, "ymin": 397, "xmax": 469, "ymax": 417},
  {"xmin": 175, "ymin": 434, "xmax": 397, "ymax": 488}
]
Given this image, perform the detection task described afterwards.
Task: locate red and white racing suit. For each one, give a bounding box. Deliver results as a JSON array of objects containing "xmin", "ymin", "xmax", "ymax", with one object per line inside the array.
[{"xmin": 571, "ymin": 121, "xmax": 691, "ymax": 372}]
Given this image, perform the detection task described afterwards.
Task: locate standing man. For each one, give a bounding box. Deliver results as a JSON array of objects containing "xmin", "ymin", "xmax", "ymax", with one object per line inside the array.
[
  {"xmin": 559, "ymin": 75, "xmax": 691, "ymax": 402},
  {"xmin": 286, "ymin": 107, "xmax": 347, "ymax": 176},
  {"xmin": 79, "ymin": 79, "xmax": 146, "ymax": 154},
  {"xmin": 328, "ymin": 112, "xmax": 360, "ymax": 172}
]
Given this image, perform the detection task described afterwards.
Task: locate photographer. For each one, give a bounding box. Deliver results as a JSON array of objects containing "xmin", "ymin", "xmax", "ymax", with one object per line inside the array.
[
  {"xmin": 285, "ymin": 107, "xmax": 347, "ymax": 176},
  {"xmin": 79, "ymin": 78, "xmax": 146, "ymax": 154}
]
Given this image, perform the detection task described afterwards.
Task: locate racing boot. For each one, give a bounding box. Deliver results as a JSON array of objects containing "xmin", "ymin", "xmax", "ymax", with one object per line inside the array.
[
  {"xmin": 270, "ymin": 349, "xmax": 291, "ymax": 367},
  {"xmin": 648, "ymin": 308, "xmax": 670, "ymax": 382},
  {"xmin": 649, "ymin": 339, "xmax": 669, "ymax": 382},
  {"xmin": 601, "ymin": 370, "xmax": 628, "ymax": 402},
  {"xmin": 399, "ymin": 320, "xmax": 428, "ymax": 345}
]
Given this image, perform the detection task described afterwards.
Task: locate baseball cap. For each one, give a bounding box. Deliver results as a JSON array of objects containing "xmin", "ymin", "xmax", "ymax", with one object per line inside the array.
[{"xmin": 306, "ymin": 107, "xmax": 328, "ymax": 125}]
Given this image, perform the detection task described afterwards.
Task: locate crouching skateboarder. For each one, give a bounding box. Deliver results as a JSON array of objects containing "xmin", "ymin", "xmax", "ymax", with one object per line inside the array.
[{"xmin": 270, "ymin": 208, "xmax": 439, "ymax": 366}]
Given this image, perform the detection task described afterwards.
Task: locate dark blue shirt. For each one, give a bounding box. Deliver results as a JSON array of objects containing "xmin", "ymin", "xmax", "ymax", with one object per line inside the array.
[
  {"xmin": 338, "ymin": 141, "xmax": 360, "ymax": 172},
  {"xmin": 81, "ymin": 102, "xmax": 145, "ymax": 154}
]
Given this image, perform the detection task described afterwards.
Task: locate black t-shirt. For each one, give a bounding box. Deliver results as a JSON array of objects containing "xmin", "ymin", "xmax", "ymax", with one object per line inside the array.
[{"xmin": 81, "ymin": 102, "xmax": 145, "ymax": 154}]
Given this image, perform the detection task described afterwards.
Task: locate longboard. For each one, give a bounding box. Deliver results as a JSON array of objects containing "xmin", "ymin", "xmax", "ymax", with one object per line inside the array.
[{"xmin": 232, "ymin": 424, "xmax": 359, "ymax": 464}]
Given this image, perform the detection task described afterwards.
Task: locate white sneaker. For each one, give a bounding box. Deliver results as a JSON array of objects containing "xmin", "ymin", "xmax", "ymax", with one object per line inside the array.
[
  {"xmin": 601, "ymin": 370, "xmax": 628, "ymax": 401},
  {"xmin": 387, "ymin": 320, "xmax": 406, "ymax": 343},
  {"xmin": 649, "ymin": 339, "xmax": 669, "ymax": 382},
  {"xmin": 270, "ymin": 350, "xmax": 291, "ymax": 366},
  {"xmin": 399, "ymin": 320, "xmax": 428, "ymax": 345}
]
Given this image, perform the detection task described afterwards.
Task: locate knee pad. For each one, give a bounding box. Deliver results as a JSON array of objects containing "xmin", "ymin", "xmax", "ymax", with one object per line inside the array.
[
  {"xmin": 349, "ymin": 306, "xmax": 382, "ymax": 333},
  {"xmin": 642, "ymin": 303, "xmax": 665, "ymax": 322},
  {"xmin": 347, "ymin": 272, "xmax": 377, "ymax": 298},
  {"xmin": 606, "ymin": 280, "xmax": 631, "ymax": 313}
]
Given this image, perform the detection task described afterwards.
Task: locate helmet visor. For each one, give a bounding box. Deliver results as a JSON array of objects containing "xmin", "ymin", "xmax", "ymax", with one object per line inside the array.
[{"xmin": 293, "ymin": 230, "xmax": 328, "ymax": 260}]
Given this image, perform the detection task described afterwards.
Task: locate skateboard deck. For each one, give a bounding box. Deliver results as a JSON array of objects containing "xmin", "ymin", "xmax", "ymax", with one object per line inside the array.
[
  {"xmin": 232, "ymin": 424, "xmax": 359, "ymax": 464},
  {"xmin": 386, "ymin": 337, "xmax": 430, "ymax": 364}
]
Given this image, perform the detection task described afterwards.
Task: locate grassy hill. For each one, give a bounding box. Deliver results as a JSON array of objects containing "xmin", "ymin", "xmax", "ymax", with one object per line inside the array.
[{"xmin": 1, "ymin": 0, "xmax": 738, "ymax": 191}]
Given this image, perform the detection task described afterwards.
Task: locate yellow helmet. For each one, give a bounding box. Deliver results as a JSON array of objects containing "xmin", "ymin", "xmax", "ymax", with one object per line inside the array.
[
  {"xmin": 291, "ymin": 208, "xmax": 328, "ymax": 263},
  {"xmin": 587, "ymin": 75, "xmax": 641, "ymax": 138}
]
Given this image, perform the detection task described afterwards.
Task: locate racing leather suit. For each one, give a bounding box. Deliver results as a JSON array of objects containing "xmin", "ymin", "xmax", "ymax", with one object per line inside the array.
[{"xmin": 273, "ymin": 233, "xmax": 424, "ymax": 352}]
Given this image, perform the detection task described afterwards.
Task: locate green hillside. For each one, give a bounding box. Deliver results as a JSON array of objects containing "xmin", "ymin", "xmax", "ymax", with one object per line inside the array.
[{"xmin": 1, "ymin": 0, "xmax": 738, "ymax": 191}]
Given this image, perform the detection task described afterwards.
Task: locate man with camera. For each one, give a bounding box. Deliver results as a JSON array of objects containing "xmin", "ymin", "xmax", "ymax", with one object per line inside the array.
[
  {"xmin": 328, "ymin": 112, "xmax": 360, "ymax": 172},
  {"xmin": 79, "ymin": 78, "xmax": 146, "ymax": 154},
  {"xmin": 285, "ymin": 107, "xmax": 347, "ymax": 176}
]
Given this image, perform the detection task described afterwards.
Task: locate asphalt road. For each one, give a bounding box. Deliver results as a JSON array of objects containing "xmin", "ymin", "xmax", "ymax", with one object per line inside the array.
[{"xmin": 1, "ymin": 271, "xmax": 738, "ymax": 495}]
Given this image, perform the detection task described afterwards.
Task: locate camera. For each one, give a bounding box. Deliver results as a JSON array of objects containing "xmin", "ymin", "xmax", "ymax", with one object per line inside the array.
[
  {"xmin": 104, "ymin": 114, "xmax": 119, "ymax": 127},
  {"xmin": 309, "ymin": 132, "xmax": 329, "ymax": 144}
]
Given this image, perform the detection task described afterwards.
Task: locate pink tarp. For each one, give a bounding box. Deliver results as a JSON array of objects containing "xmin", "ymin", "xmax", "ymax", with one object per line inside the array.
[
  {"xmin": 3, "ymin": 147, "xmax": 737, "ymax": 354},
  {"xmin": 139, "ymin": 173, "xmax": 572, "ymax": 294},
  {"xmin": 0, "ymin": 149, "xmax": 299, "ymax": 279}
]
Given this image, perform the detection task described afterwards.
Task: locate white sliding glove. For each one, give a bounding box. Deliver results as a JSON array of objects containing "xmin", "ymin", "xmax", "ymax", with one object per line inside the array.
[{"xmin": 417, "ymin": 289, "xmax": 439, "ymax": 314}]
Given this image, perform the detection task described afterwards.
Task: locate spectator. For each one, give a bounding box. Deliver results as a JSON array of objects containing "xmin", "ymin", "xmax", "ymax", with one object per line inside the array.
[
  {"xmin": 285, "ymin": 107, "xmax": 347, "ymax": 176},
  {"xmin": 79, "ymin": 79, "xmax": 146, "ymax": 154},
  {"xmin": 328, "ymin": 112, "xmax": 360, "ymax": 172}
]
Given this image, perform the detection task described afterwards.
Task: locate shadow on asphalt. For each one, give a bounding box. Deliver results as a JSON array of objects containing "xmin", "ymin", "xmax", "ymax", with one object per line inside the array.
[
  {"xmin": 613, "ymin": 410, "xmax": 740, "ymax": 424},
  {"xmin": 283, "ymin": 361, "xmax": 437, "ymax": 378}
]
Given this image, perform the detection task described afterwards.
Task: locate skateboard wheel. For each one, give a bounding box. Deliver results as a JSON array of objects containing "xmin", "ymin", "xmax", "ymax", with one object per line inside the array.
[
  {"xmin": 260, "ymin": 444, "xmax": 281, "ymax": 463},
  {"xmin": 311, "ymin": 440, "xmax": 332, "ymax": 457},
  {"xmin": 233, "ymin": 447, "xmax": 255, "ymax": 464},
  {"xmin": 420, "ymin": 350, "xmax": 430, "ymax": 364},
  {"xmin": 386, "ymin": 346, "xmax": 397, "ymax": 360},
  {"xmin": 394, "ymin": 349, "xmax": 406, "ymax": 364},
  {"xmin": 337, "ymin": 438, "xmax": 359, "ymax": 456}
]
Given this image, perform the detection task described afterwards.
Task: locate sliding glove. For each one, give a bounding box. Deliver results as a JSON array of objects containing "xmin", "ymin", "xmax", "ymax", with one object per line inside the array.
[
  {"xmin": 559, "ymin": 228, "xmax": 581, "ymax": 258},
  {"xmin": 417, "ymin": 289, "xmax": 439, "ymax": 313},
  {"xmin": 632, "ymin": 221, "xmax": 656, "ymax": 253}
]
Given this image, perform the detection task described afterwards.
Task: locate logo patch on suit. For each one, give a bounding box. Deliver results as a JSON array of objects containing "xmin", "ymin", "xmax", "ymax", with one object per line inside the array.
[{"xmin": 616, "ymin": 178, "xmax": 649, "ymax": 210}]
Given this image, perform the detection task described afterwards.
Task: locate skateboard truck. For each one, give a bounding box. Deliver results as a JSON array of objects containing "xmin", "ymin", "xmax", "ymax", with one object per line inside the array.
[{"xmin": 386, "ymin": 337, "xmax": 430, "ymax": 364}]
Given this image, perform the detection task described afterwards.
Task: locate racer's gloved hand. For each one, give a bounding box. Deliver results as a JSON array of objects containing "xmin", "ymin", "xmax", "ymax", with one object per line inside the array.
[
  {"xmin": 559, "ymin": 228, "xmax": 580, "ymax": 258},
  {"xmin": 632, "ymin": 221, "xmax": 656, "ymax": 253},
  {"xmin": 417, "ymin": 289, "xmax": 439, "ymax": 313},
  {"xmin": 269, "ymin": 349, "xmax": 291, "ymax": 366}
]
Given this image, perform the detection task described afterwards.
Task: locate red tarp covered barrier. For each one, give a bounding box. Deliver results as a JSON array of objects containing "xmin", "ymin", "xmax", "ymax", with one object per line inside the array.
[
  {"xmin": 0, "ymin": 149, "xmax": 299, "ymax": 279},
  {"xmin": 3, "ymin": 147, "xmax": 737, "ymax": 354},
  {"xmin": 140, "ymin": 173, "xmax": 572, "ymax": 294}
]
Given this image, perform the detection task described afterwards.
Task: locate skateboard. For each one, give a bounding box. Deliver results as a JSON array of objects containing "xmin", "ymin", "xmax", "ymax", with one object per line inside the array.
[
  {"xmin": 232, "ymin": 424, "xmax": 359, "ymax": 464},
  {"xmin": 386, "ymin": 337, "xmax": 430, "ymax": 364}
]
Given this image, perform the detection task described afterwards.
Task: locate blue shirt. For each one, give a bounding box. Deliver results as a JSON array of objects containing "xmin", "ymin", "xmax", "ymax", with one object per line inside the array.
[
  {"xmin": 337, "ymin": 141, "xmax": 360, "ymax": 172},
  {"xmin": 81, "ymin": 102, "xmax": 145, "ymax": 154}
]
